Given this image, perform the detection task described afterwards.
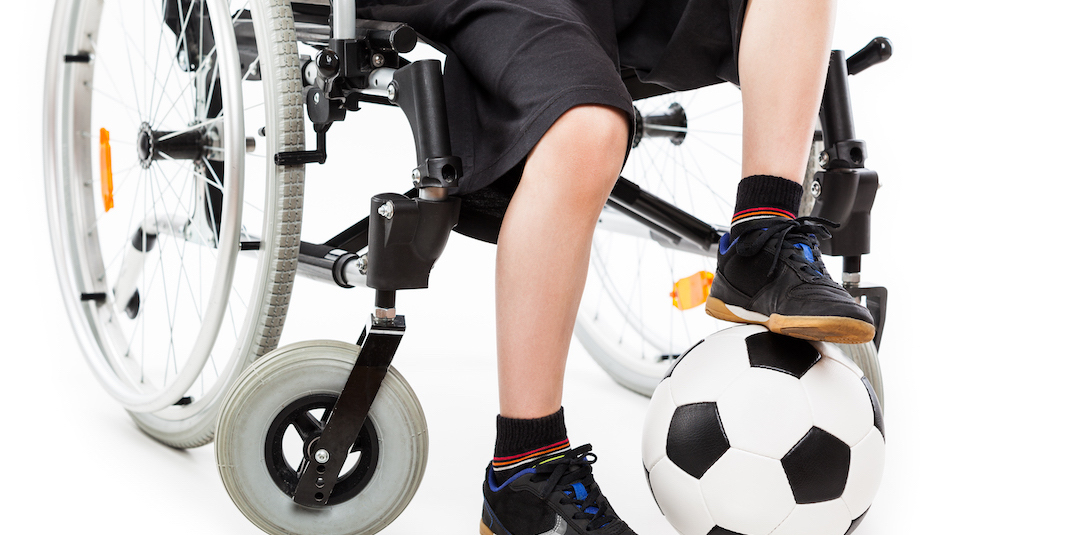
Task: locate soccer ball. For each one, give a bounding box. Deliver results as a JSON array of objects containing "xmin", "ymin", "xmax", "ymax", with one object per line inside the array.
[{"xmin": 642, "ymin": 325, "xmax": 884, "ymax": 535}]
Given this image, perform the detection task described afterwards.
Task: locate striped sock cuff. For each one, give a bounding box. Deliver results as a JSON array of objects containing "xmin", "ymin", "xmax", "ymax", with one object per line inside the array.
[
  {"xmin": 731, "ymin": 206, "xmax": 797, "ymax": 225},
  {"xmin": 731, "ymin": 175, "xmax": 802, "ymax": 232},
  {"xmin": 494, "ymin": 407, "xmax": 567, "ymax": 456},
  {"xmin": 492, "ymin": 439, "xmax": 571, "ymax": 472}
]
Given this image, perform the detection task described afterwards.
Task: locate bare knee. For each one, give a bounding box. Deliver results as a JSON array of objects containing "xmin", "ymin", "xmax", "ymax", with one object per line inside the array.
[
  {"xmin": 549, "ymin": 105, "xmax": 630, "ymax": 174},
  {"xmin": 553, "ymin": 105, "xmax": 630, "ymax": 151},
  {"xmin": 528, "ymin": 104, "xmax": 631, "ymax": 200}
]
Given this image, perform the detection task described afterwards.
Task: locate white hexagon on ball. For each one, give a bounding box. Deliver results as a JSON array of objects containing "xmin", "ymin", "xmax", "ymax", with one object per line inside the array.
[
  {"xmin": 642, "ymin": 379, "xmax": 677, "ymax": 471},
  {"xmin": 717, "ymin": 367, "xmax": 813, "ymax": 459},
  {"xmin": 842, "ymin": 427, "xmax": 886, "ymax": 517},
  {"xmin": 668, "ymin": 333, "xmax": 752, "ymax": 406},
  {"xmin": 648, "ymin": 458, "xmax": 715, "ymax": 535},
  {"xmin": 769, "ymin": 499, "xmax": 852, "ymax": 535},
  {"xmin": 700, "ymin": 448, "xmax": 796, "ymax": 535},
  {"xmin": 800, "ymin": 356, "xmax": 875, "ymax": 447}
]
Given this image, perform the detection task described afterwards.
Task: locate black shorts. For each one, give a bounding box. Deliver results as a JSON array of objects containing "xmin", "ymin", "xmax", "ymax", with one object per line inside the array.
[{"xmin": 356, "ymin": 0, "xmax": 749, "ymax": 196}]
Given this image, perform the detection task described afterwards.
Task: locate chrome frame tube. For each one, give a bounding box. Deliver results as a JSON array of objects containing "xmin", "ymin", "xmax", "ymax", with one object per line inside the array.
[
  {"xmin": 331, "ymin": 0, "xmax": 356, "ymax": 39},
  {"xmin": 295, "ymin": 247, "xmax": 368, "ymax": 288}
]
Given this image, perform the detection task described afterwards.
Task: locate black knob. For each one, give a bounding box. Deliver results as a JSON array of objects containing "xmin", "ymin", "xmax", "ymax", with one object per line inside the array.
[
  {"xmin": 316, "ymin": 48, "xmax": 340, "ymax": 78},
  {"xmin": 846, "ymin": 37, "xmax": 893, "ymax": 76}
]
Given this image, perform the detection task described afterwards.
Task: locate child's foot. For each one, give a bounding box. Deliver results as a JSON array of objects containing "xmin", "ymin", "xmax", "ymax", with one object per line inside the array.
[
  {"xmin": 705, "ymin": 217, "xmax": 875, "ymax": 344},
  {"xmin": 480, "ymin": 444, "xmax": 636, "ymax": 535}
]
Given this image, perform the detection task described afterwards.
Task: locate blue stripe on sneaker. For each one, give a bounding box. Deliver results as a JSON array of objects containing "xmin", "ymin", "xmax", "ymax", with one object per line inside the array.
[
  {"xmin": 793, "ymin": 243, "xmax": 814, "ymax": 263},
  {"xmin": 719, "ymin": 232, "xmax": 738, "ymax": 255},
  {"xmin": 487, "ymin": 466, "xmax": 536, "ymax": 492},
  {"xmin": 568, "ymin": 484, "xmax": 600, "ymax": 515}
]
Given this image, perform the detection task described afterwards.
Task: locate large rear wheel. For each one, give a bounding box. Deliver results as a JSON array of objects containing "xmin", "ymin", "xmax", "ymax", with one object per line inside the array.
[{"xmin": 43, "ymin": 0, "xmax": 305, "ymax": 447}]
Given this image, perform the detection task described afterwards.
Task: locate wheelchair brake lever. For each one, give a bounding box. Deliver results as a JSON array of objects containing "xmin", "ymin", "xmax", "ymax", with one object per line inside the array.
[
  {"xmin": 846, "ymin": 37, "xmax": 893, "ymax": 76},
  {"xmin": 275, "ymin": 123, "xmax": 330, "ymax": 166}
]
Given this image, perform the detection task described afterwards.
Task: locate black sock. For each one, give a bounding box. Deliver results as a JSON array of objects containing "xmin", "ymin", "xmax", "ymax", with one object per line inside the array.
[
  {"xmin": 731, "ymin": 175, "xmax": 803, "ymax": 238},
  {"xmin": 491, "ymin": 407, "xmax": 569, "ymax": 483}
]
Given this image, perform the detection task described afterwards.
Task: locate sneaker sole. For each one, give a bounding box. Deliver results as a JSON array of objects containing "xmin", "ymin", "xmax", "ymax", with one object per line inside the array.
[
  {"xmin": 479, "ymin": 520, "xmax": 495, "ymax": 535},
  {"xmin": 705, "ymin": 296, "xmax": 875, "ymax": 344}
]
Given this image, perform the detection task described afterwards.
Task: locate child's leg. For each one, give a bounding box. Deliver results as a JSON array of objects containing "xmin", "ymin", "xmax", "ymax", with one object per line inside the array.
[
  {"xmin": 481, "ymin": 104, "xmax": 635, "ymax": 535},
  {"xmin": 707, "ymin": 0, "xmax": 874, "ymax": 343},
  {"xmin": 489, "ymin": 0, "xmax": 841, "ymax": 418},
  {"xmin": 482, "ymin": 3, "xmax": 860, "ymax": 534},
  {"xmin": 494, "ymin": 104, "xmax": 630, "ymax": 419},
  {"xmin": 739, "ymin": 0, "xmax": 837, "ymax": 184}
]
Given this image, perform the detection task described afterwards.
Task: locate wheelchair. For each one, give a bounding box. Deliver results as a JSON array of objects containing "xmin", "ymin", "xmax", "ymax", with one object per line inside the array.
[{"xmin": 43, "ymin": 0, "xmax": 891, "ymax": 533}]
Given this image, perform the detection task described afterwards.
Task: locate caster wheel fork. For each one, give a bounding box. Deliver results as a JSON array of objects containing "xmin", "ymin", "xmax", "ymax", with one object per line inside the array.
[{"xmin": 216, "ymin": 340, "xmax": 428, "ymax": 535}]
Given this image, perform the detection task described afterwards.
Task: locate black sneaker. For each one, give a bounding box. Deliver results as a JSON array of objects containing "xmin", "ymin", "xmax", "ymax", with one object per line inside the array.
[
  {"xmin": 705, "ymin": 217, "xmax": 875, "ymax": 344},
  {"xmin": 480, "ymin": 444, "xmax": 636, "ymax": 535}
]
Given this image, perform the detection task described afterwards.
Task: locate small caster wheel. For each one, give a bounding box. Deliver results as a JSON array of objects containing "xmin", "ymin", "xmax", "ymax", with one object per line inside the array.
[
  {"xmin": 834, "ymin": 340, "xmax": 884, "ymax": 411},
  {"xmin": 216, "ymin": 340, "xmax": 428, "ymax": 535}
]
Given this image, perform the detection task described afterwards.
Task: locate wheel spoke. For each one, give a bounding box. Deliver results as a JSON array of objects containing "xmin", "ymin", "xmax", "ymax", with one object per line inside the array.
[
  {"xmin": 114, "ymin": 1, "xmax": 146, "ymax": 120},
  {"xmin": 292, "ymin": 411, "xmax": 325, "ymax": 442}
]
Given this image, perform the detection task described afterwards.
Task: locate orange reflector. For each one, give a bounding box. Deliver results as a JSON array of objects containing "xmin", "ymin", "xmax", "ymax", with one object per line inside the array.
[
  {"xmin": 99, "ymin": 128, "xmax": 114, "ymax": 212},
  {"xmin": 670, "ymin": 271, "xmax": 715, "ymax": 310}
]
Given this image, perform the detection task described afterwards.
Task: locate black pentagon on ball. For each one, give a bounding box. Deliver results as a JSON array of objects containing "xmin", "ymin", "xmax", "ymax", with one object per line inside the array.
[
  {"xmin": 708, "ymin": 527, "xmax": 746, "ymax": 535},
  {"xmin": 781, "ymin": 427, "xmax": 851, "ymax": 503},
  {"xmin": 862, "ymin": 377, "xmax": 885, "ymax": 438},
  {"xmin": 666, "ymin": 402, "xmax": 730, "ymax": 479},
  {"xmin": 745, "ymin": 331, "xmax": 820, "ymax": 378}
]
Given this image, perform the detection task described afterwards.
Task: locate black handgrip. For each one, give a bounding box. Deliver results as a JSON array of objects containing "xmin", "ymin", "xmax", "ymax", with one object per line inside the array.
[
  {"xmin": 846, "ymin": 37, "xmax": 893, "ymax": 75},
  {"xmin": 353, "ymin": 19, "xmax": 418, "ymax": 53}
]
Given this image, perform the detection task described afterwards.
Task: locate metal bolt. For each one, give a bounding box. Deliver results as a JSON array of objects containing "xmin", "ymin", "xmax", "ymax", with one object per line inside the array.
[
  {"xmin": 387, "ymin": 82, "xmax": 397, "ymax": 102},
  {"xmin": 313, "ymin": 92, "xmax": 321, "ymax": 105},
  {"xmin": 842, "ymin": 272, "xmax": 861, "ymax": 289},
  {"xmin": 315, "ymin": 449, "xmax": 329, "ymax": 464},
  {"xmin": 372, "ymin": 53, "xmax": 386, "ymax": 68},
  {"xmin": 378, "ymin": 200, "xmax": 395, "ymax": 219},
  {"xmin": 411, "ymin": 168, "xmax": 422, "ymax": 186},
  {"xmin": 356, "ymin": 254, "xmax": 368, "ymax": 275},
  {"xmin": 809, "ymin": 180, "xmax": 822, "ymax": 199},
  {"xmin": 818, "ymin": 151, "xmax": 830, "ymax": 168}
]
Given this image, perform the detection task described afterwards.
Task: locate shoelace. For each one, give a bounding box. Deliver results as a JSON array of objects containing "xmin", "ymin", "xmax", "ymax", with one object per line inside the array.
[
  {"xmin": 531, "ymin": 444, "xmax": 616, "ymax": 531},
  {"xmin": 734, "ymin": 217, "xmax": 839, "ymax": 279}
]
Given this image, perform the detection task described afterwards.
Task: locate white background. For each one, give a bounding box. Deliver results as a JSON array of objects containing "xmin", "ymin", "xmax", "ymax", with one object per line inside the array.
[{"xmin": 2, "ymin": 1, "xmax": 1069, "ymax": 534}]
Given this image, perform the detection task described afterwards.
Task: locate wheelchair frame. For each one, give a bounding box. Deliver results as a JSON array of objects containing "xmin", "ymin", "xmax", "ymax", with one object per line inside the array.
[
  {"xmin": 44, "ymin": 0, "xmax": 892, "ymax": 518},
  {"xmin": 248, "ymin": 1, "xmax": 893, "ymax": 506}
]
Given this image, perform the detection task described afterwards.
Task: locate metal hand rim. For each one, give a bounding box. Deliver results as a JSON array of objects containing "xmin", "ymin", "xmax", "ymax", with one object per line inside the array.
[{"xmin": 44, "ymin": 0, "xmax": 245, "ymax": 413}]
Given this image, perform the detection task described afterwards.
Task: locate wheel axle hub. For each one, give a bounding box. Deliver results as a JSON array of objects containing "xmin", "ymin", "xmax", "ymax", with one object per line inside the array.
[
  {"xmin": 633, "ymin": 102, "xmax": 688, "ymax": 148},
  {"xmin": 137, "ymin": 122, "xmax": 207, "ymax": 168}
]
